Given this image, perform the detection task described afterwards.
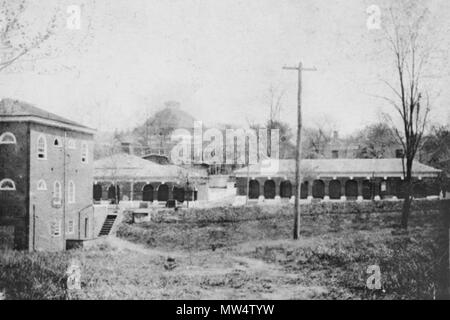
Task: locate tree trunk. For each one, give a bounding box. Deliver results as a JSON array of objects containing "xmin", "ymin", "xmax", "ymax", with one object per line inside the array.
[{"xmin": 401, "ymin": 158, "xmax": 413, "ymax": 229}]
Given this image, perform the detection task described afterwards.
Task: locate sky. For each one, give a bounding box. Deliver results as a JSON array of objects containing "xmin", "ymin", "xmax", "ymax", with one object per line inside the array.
[{"xmin": 1, "ymin": 0, "xmax": 450, "ymax": 135}]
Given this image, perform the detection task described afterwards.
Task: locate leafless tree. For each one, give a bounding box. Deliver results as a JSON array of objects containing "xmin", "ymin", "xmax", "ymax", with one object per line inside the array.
[
  {"xmin": 377, "ymin": 2, "xmax": 444, "ymax": 229},
  {"xmin": 267, "ymin": 85, "xmax": 285, "ymax": 126},
  {"xmin": 0, "ymin": 0, "xmax": 57, "ymax": 72},
  {"xmin": 0, "ymin": 1, "xmax": 96, "ymax": 75}
]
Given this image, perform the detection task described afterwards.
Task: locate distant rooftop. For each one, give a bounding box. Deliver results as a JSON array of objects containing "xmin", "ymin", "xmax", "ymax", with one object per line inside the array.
[
  {"xmin": 94, "ymin": 153, "xmax": 206, "ymax": 180},
  {"xmin": 234, "ymin": 158, "xmax": 441, "ymax": 178},
  {"xmin": 0, "ymin": 98, "xmax": 95, "ymax": 133}
]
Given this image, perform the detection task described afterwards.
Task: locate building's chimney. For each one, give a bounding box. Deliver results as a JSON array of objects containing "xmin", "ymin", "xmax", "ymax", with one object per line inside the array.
[
  {"xmin": 121, "ymin": 142, "xmax": 133, "ymax": 155},
  {"xmin": 333, "ymin": 131, "xmax": 339, "ymax": 140}
]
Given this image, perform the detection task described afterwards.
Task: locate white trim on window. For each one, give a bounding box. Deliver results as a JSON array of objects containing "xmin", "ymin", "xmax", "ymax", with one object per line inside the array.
[
  {"xmin": 53, "ymin": 180, "xmax": 62, "ymax": 204},
  {"xmin": 0, "ymin": 132, "xmax": 17, "ymax": 144},
  {"xmin": 67, "ymin": 220, "xmax": 75, "ymax": 234},
  {"xmin": 81, "ymin": 142, "xmax": 88, "ymax": 163},
  {"xmin": 50, "ymin": 220, "xmax": 61, "ymax": 237},
  {"xmin": 0, "ymin": 178, "xmax": 16, "ymax": 191},
  {"xmin": 68, "ymin": 138, "xmax": 76, "ymax": 149},
  {"xmin": 37, "ymin": 179, "xmax": 47, "ymax": 190},
  {"xmin": 68, "ymin": 180, "xmax": 75, "ymax": 203},
  {"xmin": 37, "ymin": 134, "xmax": 47, "ymax": 160}
]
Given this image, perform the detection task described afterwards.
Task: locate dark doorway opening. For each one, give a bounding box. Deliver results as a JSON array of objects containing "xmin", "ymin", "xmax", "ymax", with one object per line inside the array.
[
  {"xmin": 312, "ymin": 180, "xmax": 325, "ymax": 199},
  {"xmin": 280, "ymin": 181, "xmax": 292, "ymax": 198},
  {"xmin": 329, "ymin": 180, "xmax": 341, "ymax": 199},
  {"xmin": 264, "ymin": 180, "xmax": 276, "ymax": 199},
  {"xmin": 157, "ymin": 184, "xmax": 169, "ymax": 201},
  {"xmin": 249, "ymin": 180, "xmax": 260, "ymax": 199},
  {"xmin": 142, "ymin": 184, "xmax": 154, "ymax": 202}
]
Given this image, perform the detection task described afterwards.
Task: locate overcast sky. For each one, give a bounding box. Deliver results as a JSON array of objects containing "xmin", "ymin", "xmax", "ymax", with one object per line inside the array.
[{"xmin": 1, "ymin": 0, "xmax": 450, "ymax": 135}]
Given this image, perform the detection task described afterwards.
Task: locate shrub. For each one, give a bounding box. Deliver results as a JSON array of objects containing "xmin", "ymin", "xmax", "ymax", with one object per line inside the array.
[{"xmin": 0, "ymin": 250, "xmax": 70, "ymax": 300}]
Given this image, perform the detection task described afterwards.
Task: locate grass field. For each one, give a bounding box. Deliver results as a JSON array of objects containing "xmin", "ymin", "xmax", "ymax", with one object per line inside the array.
[{"xmin": 0, "ymin": 205, "xmax": 448, "ymax": 300}]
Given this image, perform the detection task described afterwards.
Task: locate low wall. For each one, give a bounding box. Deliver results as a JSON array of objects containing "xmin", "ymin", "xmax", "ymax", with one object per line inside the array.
[{"xmin": 124, "ymin": 199, "xmax": 446, "ymax": 224}]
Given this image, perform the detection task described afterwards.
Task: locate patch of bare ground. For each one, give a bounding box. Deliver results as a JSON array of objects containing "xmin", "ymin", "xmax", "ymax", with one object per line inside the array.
[{"xmin": 95, "ymin": 236, "xmax": 329, "ymax": 299}]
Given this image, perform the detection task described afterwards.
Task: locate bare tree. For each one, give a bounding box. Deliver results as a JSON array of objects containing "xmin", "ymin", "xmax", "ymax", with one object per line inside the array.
[
  {"xmin": 0, "ymin": 1, "xmax": 97, "ymax": 75},
  {"xmin": 267, "ymin": 85, "xmax": 285, "ymax": 126},
  {"xmin": 378, "ymin": 2, "xmax": 441, "ymax": 229},
  {"xmin": 0, "ymin": 0, "xmax": 57, "ymax": 73}
]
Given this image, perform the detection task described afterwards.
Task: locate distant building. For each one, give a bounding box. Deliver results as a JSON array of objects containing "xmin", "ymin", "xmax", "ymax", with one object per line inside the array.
[
  {"xmin": 0, "ymin": 99, "xmax": 95, "ymax": 251},
  {"xmin": 324, "ymin": 131, "xmax": 403, "ymax": 159},
  {"xmin": 93, "ymin": 153, "xmax": 209, "ymax": 205},
  {"xmin": 234, "ymin": 158, "xmax": 442, "ymax": 202}
]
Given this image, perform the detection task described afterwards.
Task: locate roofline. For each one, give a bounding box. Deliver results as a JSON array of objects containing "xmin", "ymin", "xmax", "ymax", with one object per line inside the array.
[
  {"xmin": 235, "ymin": 172, "xmax": 441, "ymax": 178},
  {"xmin": 93, "ymin": 175, "xmax": 208, "ymax": 181},
  {"xmin": 0, "ymin": 116, "xmax": 96, "ymax": 135}
]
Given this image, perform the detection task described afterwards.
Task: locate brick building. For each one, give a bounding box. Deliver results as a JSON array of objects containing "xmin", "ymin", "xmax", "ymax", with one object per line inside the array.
[
  {"xmin": 0, "ymin": 99, "xmax": 95, "ymax": 251},
  {"xmin": 234, "ymin": 158, "xmax": 442, "ymax": 203}
]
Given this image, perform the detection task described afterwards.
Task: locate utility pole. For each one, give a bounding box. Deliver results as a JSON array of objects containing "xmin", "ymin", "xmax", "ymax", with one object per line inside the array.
[{"xmin": 283, "ymin": 62, "xmax": 316, "ymax": 240}]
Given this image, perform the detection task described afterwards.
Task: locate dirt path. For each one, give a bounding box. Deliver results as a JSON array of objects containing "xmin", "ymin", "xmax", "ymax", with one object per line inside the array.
[
  {"xmin": 105, "ymin": 236, "xmax": 186, "ymax": 258},
  {"xmin": 70, "ymin": 235, "xmax": 332, "ymax": 299},
  {"xmin": 107, "ymin": 236, "xmax": 282, "ymax": 273}
]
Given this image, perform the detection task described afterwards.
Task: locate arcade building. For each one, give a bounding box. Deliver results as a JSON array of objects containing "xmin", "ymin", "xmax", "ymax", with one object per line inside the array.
[
  {"xmin": 234, "ymin": 158, "xmax": 442, "ymax": 202},
  {"xmin": 93, "ymin": 153, "xmax": 209, "ymax": 205}
]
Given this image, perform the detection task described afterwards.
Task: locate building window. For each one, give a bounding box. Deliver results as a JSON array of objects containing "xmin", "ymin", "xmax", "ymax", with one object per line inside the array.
[
  {"xmin": 81, "ymin": 142, "xmax": 88, "ymax": 163},
  {"xmin": 50, "ymin": 221, "xmax": 61, "ymax": 237},
  {"xmin": 67, "ymin": 220, "xmax": 74, "ymax": 234},
  {"xmin": 332, "ymin": 150, "xmax": 339, "ymax": 159},
  {"xmin": 0, "ymin": 132, "xmax": 17, "ymax": 144},
  {"xmin": 53, "ymin": 181, "xmax": 62, "ymax": 204},
  {"xmin": 37, "ymin": 180, "xmax": 47, "ymax": 190},
  {"xmin": 37, "ymin": 135, "xmax": 47, "ymax": 159},
  {"xmin": 0, "ymin": 179, "xmax": 16, "ymax": 191},
  {"xmin": 53, "ymin": 137, "xmax": 63, "ymax": 147},
  {"xmin": 68, "ymin": 180, "xmax": 75, "ymax": 203},
  {"xmin": 68, "ymin": 139, "xmax": 76, "ymax": 149}
]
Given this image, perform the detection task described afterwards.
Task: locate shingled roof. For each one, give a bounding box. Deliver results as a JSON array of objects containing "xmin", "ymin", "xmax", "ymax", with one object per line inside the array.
[
  {"xmin": 234, "ymin": 158, "xmax": 441, "ymax": 178},
  {"xmin": 94, "ymin": 153, "xmax": 206, "ymax": 180},
  {"xmin": 0, "ymin": 98, "xmax": 94, "ymax": 132}
]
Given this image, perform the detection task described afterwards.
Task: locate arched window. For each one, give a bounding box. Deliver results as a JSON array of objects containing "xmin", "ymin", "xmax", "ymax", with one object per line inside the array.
[
  {"xmin": 0, "ymin": 178, "xmax": 16, "ymax": 191},
  {"xmin": 300, "ymin": 181, "xmax": 308, "ymax": 199},
  {"xmin": 280, "ymin": 181, "xmax": 292, "ymax": 198},
  {"xmin": 142, "ymin": 184, "xmax": 154, "ymax": 202},
  {"xmin": 37, "ymin": 180, "xmax": 47, "ymax": 190},
  {"xmin": 93, "ymin": 183, "xmax": 102, "ymax": 201},
  {"xmin": 81, "ymin": 142, "xmax": 88, "ymax": 163},
  {"xmin": 345, "ymin": 180, "xmax": 358, "ymax": 199},
  {"xmin": 68, "ymin": 139, "xmax": 76, "ymax": 149},
  {"xmin": 248, "ymin": 180, "xmax": 260, "ymax": 199},
  {"xmin": 53, "ymin": 137, "xmax": 62, "ymax": 147},
  {"xmin": 37, "ymin": 135, "xmax": 47, "ymax": 159},
  {"xmin": 312, "ymin": 180, "xmax": 325, "ymax": 199},
  {"xmin": 329, "ymin": 180, "xmax": 341, "ymax": 199},
  {"xmin": 264, "ymin": 180, "xmax": 276, "ymax": 199},
  {"xmin": 157, "ymin": 183, "xmax": 169, "ymax": 201},
  {"xmin": 362, "ymin": 180, "xmax": 372, "ymax": 200},
  {"xmin": 108, "ymin": 184, "xmax": 120, "ymax": 204},
  {"xmin": 68, "ymin": 180, "xmax": 75, "ymax": 203},
  {"xmin": 53, "ymin": 181, "xmax": 62, "ymax": 203},
  {"xmin": 0, "ymin": 132, "xmax": 17, "ymax": 144},
  {"xmin": 173, "ymin": 186, "xmax": 185, "ymax": 202}
]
